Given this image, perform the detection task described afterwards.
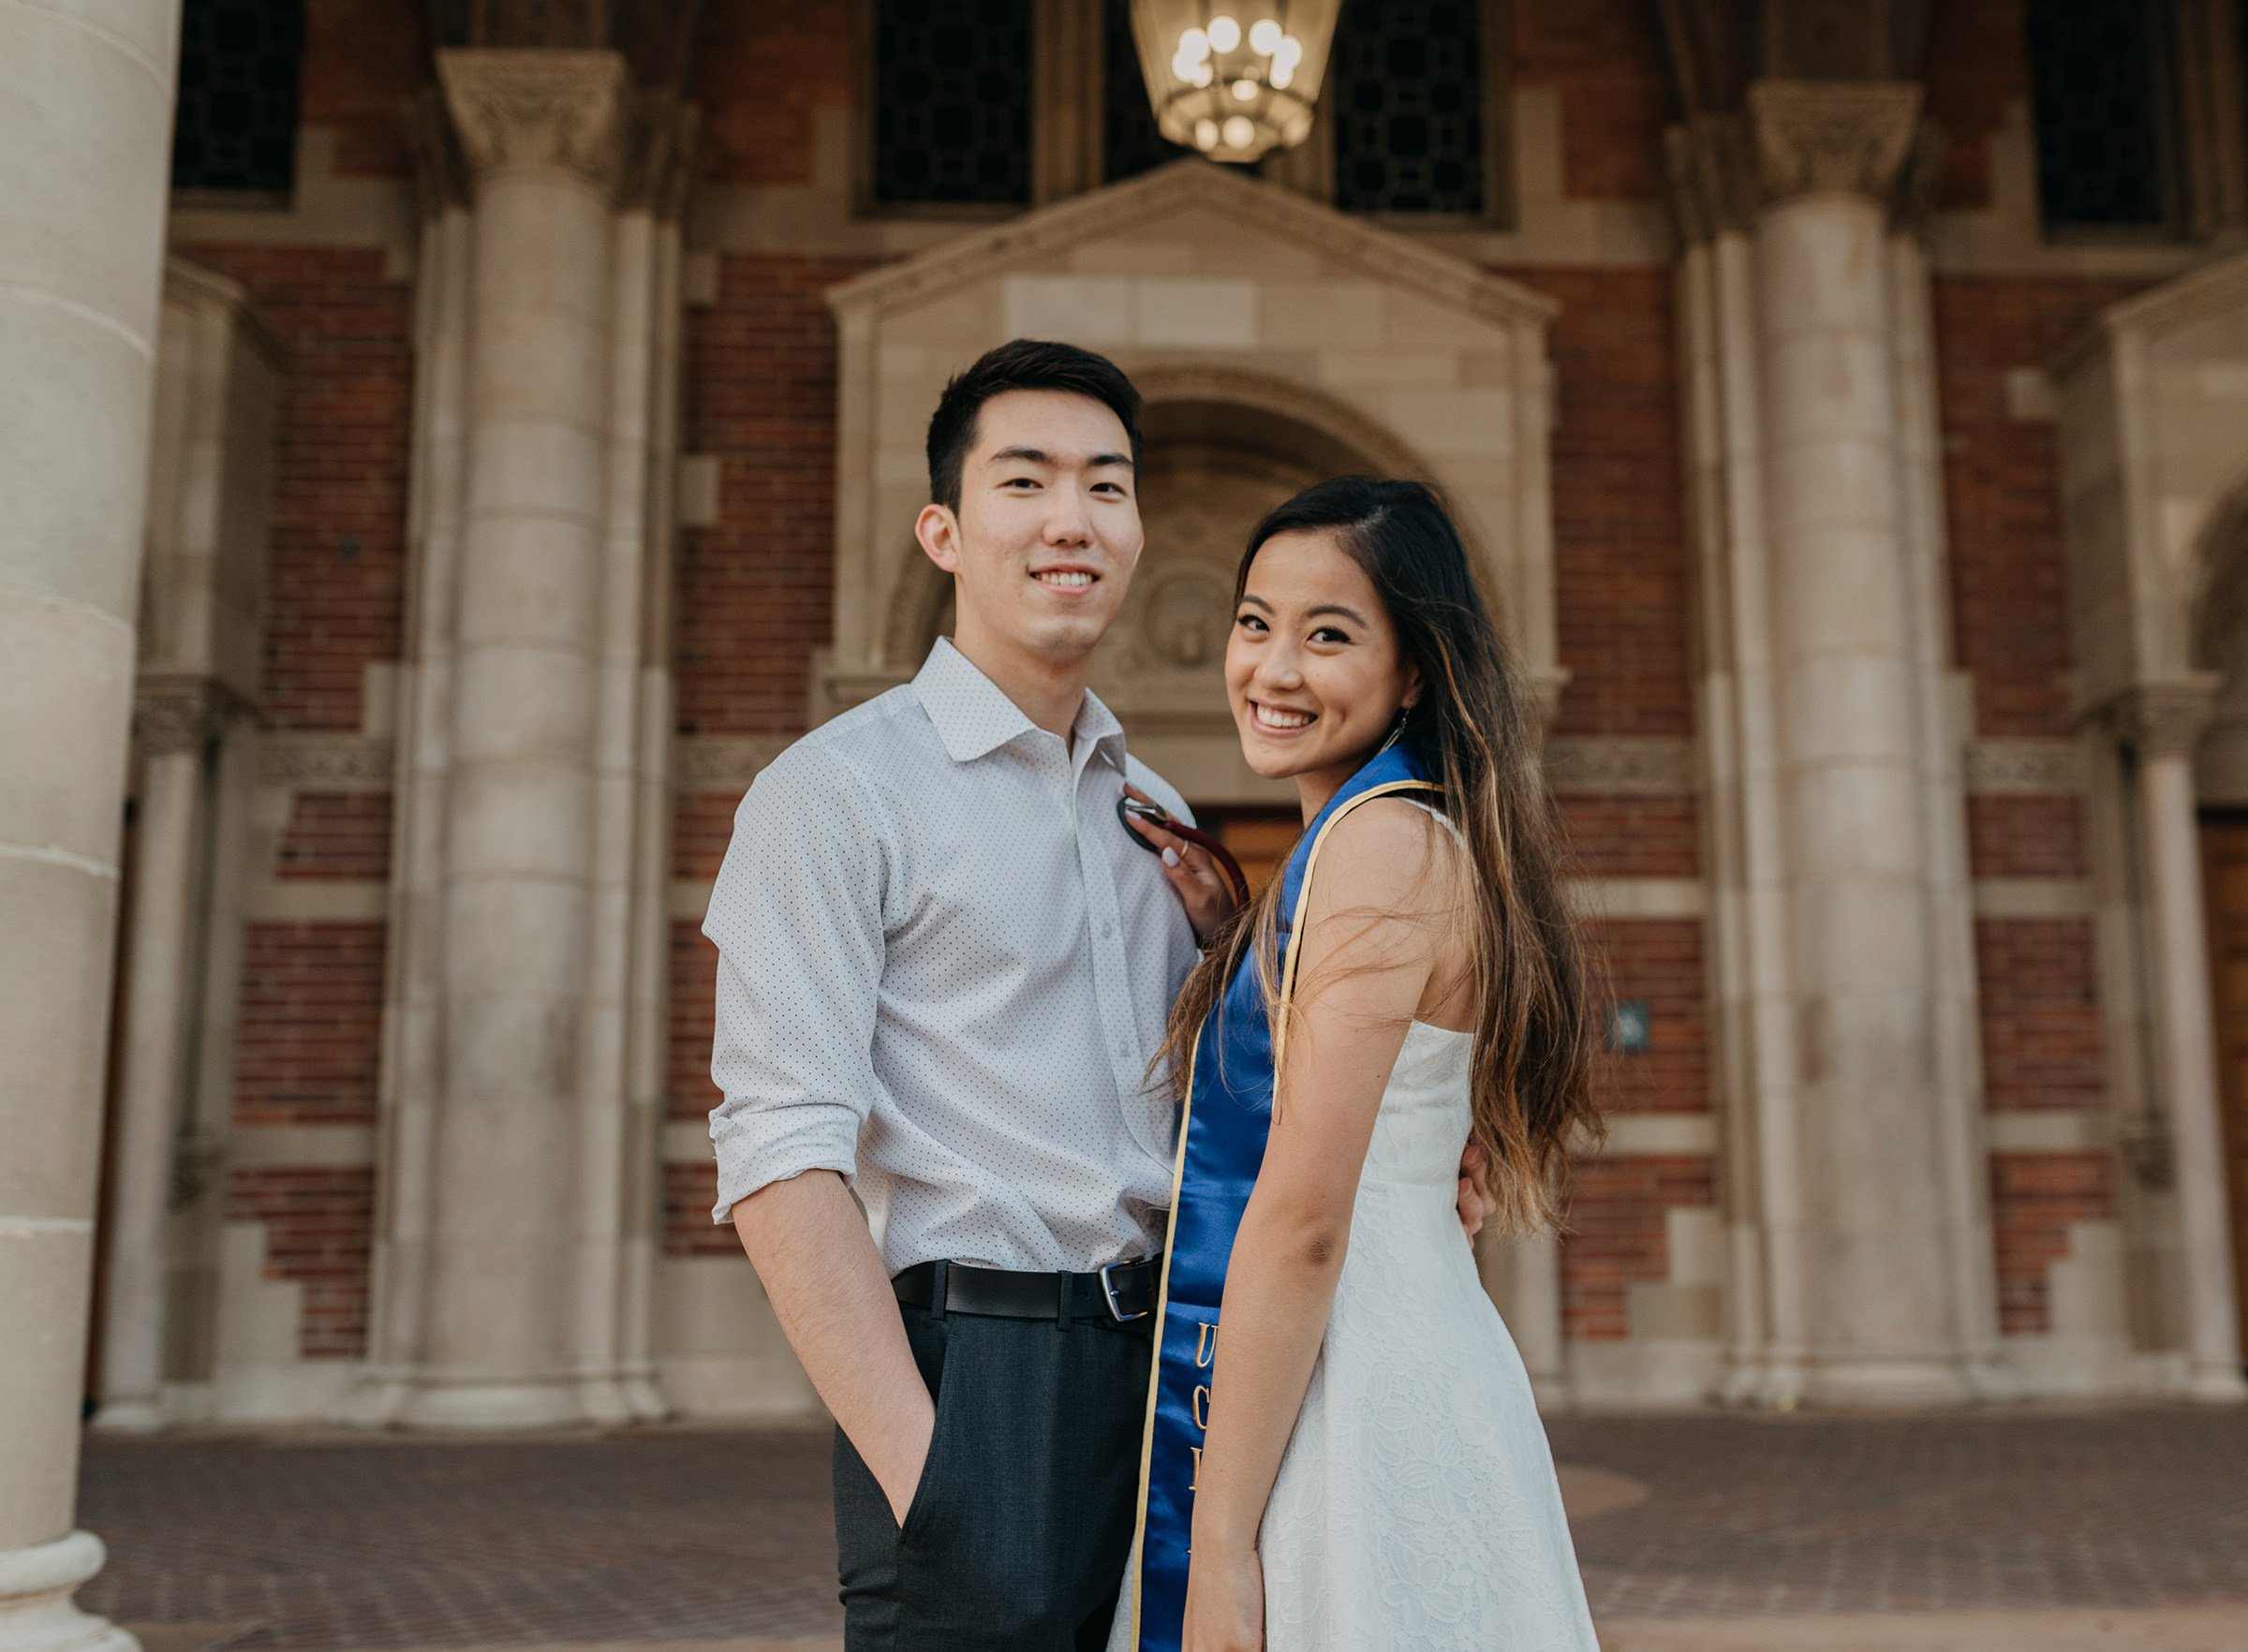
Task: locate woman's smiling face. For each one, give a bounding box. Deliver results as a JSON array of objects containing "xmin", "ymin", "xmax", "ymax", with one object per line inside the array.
[{"xmin": 1226, "ymin": 528, "xmax": 1419, "ymax": 802}]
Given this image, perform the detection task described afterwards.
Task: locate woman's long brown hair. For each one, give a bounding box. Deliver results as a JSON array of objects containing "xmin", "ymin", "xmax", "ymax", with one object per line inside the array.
[{"xmin": 1155, "ymin": 478, "xmax": 1602, "ymax": 1232}]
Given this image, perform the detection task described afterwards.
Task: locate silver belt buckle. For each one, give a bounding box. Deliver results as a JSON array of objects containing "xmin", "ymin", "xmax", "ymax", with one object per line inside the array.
[{"xmin": 1101, "ymin": 1259, "xmax": 1151, "ymax": 1323}]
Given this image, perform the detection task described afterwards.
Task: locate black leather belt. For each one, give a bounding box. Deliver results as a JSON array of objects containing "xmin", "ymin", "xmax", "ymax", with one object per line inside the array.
[{"xmin": 892, "ymin": 1256, "xmax": 1160, "ymax": 1329}]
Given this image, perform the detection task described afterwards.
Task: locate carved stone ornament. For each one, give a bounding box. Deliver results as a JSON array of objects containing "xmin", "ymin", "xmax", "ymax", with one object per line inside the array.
[
  {"xmin": 673, "ymin": 735, "xmax": 789, "ymax": 794},
  {"xmin": 436, "ymin": 48, "xmax": 631, "ymax": 192},
  {"xmin": 1747, "ymin": 79, "xmax": 1924, "ymax": 204},
  {"xmin": 133, "ymin": 674, "xmax": 245, "ymax": 755},
  {"xmin": 1962, "ymin": 738, "xmax": 2089, "ymax": 796},
  {"xmin": 258, "ymin": 734, "xmax": 396, "ymax": 790},
  {"xmin": 1542, "ymin": 737, "xmax": 1695, "ymax": 797},
  {"xmin": 2093, "ymin": 675, "xmax": 2223, "ymax": 758}
]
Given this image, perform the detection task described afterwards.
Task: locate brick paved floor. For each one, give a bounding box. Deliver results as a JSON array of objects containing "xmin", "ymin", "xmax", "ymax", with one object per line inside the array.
[{"xmin": 76, "ymin": 1409, "xmax": 2248, "ymax": 1650}]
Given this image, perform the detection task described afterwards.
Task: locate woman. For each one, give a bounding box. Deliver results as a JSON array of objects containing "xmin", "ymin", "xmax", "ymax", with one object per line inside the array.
[{"xmin": 1113, "ymin": 478, "xmax": 1603, "ymax": 1651}]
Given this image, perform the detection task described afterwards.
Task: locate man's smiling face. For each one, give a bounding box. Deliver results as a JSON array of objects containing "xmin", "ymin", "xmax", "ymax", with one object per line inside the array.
[{"xmin": 918, "ymin": 388, "xmax": 1144, "ymax": 670}]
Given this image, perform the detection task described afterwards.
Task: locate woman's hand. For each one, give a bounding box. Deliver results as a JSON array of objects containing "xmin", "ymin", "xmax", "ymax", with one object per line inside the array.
[
  {"xmin": 1124, "ymin": 785, "xmax": 1238, "ymax": 943},
  {"xmin": 1181, "ymin": 1540, "xmax": 1264, "ymax": 1652},
  {"xmin": 1457, "ymin": 1139, "xmax": 1498, "ymax": 1241}
]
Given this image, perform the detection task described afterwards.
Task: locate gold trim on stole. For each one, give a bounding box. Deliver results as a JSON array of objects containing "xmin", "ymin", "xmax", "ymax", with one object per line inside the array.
[{"xmin": 1121, "ymin": 779, "xmax": 1441, "ymax": 1643}]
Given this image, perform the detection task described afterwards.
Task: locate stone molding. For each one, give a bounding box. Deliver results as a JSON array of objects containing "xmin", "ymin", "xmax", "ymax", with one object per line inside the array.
[
  {"xmin": 2092, "ymin": 676, "xmax": 2224, "ymax": 758},
  {"xmin": 673, "ymin": 734, "xmax": 791, "ymax": 793},
  {"xmin": 1544, "ymin": 736, "xmax": 1694, "ymax": 796},
  {"xmin": 436, "ymin": 49, "xmax": 631, "ymax": 192},
  {"xmin": 133, "ymin": 674, "xmax": 249, "ymax": 755},
  {"xmin": 257, "ymin": 733, "xmax": 395, "ymax": 791},
  {"xmin": 824, "ymin": 156, "xmax": 1559, "ymax": 332},
  {"xmin": 1747, "ymin": 80, "xmax": 1924, "ymax": 204},
  {"xmin": 1962, "ymin": 737, "xmax": 2088, "ymax": 795},
  {"xmin": 2052, "ymin": 245, "xmax": 2248, "ymax": 380}
]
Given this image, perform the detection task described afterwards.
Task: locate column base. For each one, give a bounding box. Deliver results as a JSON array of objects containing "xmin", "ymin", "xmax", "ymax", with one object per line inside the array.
[
  {"xmin": 1801, "ymin": 1354, "xmax": 1976, "ymax": 1409},
  {"xmin": 2184, "ymin": 1363, "xmax": 2248, "ymax": 1404},
  {"xmin": 393, "ymin": 1373, "xmax": 594, "ymax": 1431},
  {"xmin": 87, "ymin": 1398, "xmax": 167, "ymax": 1436},
  {"xmin": 0, "ymin": 1532, "xmax": 136, "ymax": 1652}
]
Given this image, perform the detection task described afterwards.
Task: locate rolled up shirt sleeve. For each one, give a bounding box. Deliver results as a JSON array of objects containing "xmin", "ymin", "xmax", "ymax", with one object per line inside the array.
[{"xmin": 702, "ymin": 746, "xmax": 887, "ymax": 1224}]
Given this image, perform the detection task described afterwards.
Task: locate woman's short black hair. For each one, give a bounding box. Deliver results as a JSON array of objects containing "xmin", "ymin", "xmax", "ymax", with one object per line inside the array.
[{"xmin": 924, "ymin": 338, "xmax": 1144, "ymax": 511}]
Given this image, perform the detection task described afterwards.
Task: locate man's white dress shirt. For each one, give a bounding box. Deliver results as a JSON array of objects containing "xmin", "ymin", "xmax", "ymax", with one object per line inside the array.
[{"xmin": 703, "ymin": 638, "xmax": 1203, "ymax": 1275}]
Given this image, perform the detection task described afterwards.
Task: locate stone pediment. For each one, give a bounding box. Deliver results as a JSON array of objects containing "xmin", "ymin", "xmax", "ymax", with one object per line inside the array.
[
  {"xmin": 826, "ymin": 157, "xmax": 1555, "ymax": 331},
  {"xmin": 820, "ymin": 161, "xmax": 1561, "ymax": 804}
]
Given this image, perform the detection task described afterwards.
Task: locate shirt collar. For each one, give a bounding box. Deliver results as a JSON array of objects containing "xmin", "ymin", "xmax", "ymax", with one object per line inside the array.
[{"xmin": 911, "ymin": 638, "xmax": 1127, "ymax": 772}]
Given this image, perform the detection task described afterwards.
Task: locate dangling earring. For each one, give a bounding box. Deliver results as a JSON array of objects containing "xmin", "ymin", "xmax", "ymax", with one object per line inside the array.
[{"xmin": 1377, "ymin": 703, "xmax": 1412, "ymax": 755}]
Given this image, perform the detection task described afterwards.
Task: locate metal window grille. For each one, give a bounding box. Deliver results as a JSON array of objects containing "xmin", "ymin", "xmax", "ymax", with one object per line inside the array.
[
  {"xmin": 2025, "ymin": 0, "xmax": 2172, "ymax": 229},
  {"xmin": 1103, "ymin": 0, "xmax": 1192, "ymax": 182},
  {"xmin": 171, "ymin": 0, "xmax": 303, "ymax": 198},
  {"xmin": 1331, "ymin": 0, "xmax": 1484, "ymax": 215},
  {"xmin": 872, "ymin": 0, "xmax": 1034, "ymax": 206}
]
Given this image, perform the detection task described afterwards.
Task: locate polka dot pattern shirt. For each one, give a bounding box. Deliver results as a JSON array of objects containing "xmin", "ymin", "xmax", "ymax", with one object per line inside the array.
[{"xmin": 703, "ymin": 638, "xmax": 1203, "ymax": 1274}]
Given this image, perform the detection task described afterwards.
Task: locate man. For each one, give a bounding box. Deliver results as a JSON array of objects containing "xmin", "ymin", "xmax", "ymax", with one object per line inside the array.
[{"xmin": 705, "ymin": 339, "xmax": 1490, "ymax": 1649}]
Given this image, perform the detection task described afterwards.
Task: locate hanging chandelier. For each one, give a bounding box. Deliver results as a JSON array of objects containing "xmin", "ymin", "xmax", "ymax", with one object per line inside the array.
[{"xmin": 1128, "ymin": 2, "xmax": 1341, "ymax": 165}]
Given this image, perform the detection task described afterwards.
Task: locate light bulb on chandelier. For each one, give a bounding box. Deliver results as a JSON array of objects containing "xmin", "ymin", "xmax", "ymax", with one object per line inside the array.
[{"xmin": 1133, "ymin": 2, "xmax": 1338, "ymax": 162}]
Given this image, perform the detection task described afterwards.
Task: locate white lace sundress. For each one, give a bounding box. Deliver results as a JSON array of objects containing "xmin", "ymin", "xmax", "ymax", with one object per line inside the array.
[{"xmin": 1254, "ymin": 1017, "xmax": 1599, "ymax": 1649}]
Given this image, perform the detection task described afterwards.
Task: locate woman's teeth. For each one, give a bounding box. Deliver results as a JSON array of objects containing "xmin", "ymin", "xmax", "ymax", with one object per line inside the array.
[
  {"xmin": 1034, "ymin": 570, "xmax": 1095, "ymax": 587},
  {"xmin": 1254, "ymin": 703, "xmax": 1314, "ymax": 730}
]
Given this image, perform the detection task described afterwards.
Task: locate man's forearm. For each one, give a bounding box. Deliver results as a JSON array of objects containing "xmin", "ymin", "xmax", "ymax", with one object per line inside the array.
[{"xmin": 732, "ymin": 1170, "xmax": 933, "ymax": 1520}]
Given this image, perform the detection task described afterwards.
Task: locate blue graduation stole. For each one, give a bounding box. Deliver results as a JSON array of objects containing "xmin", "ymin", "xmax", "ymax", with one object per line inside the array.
[{"xmin": 1120, "ymin": 741, "xmax": 1442, "ymax": 1649}]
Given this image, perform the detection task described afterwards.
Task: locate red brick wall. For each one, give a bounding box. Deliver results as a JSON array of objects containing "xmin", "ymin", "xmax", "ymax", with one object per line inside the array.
[
  {"xmin": 1975, "ymin": 917, "xmax": 2108, "ymax": 1116},
  {"xmin": 232, "ymin": 922, "xmax": 385, "ymax": 1128},
  {"xmin": 1586, "ymin": 918, "xmax": 1708, "ymax": 1116},
  {"xmin": 190, "ymin": 241, "xmax": 412, "ymax": 1364},
  {"xmin": 1513, "ymin": 0, "xmax": 1674, "ymax": 202},
  {"xmin": 1935, "ymin": 274, "xmax": 2148, "ymax": 739},
  {"xmin": 1924, "ymin": 0, "xmax": 2032, "ymax": 212},
  {"xmin": 665, "ymin": 1163, "xmax": 740, "ymax": 1258},
  {"xmin": 299, "ymin": 0, "xmax": 431, "ymax": 177},
  {"xmin": 1967, "ymin": 794, "xmax": 2086, "ymax": 880},
  {"xmin": 669, "ymin": 920, "xmax": 719, "ymax": 1127},
  {"xmin": 1561, "ymin": 796, "xmax": 1698, "ymax": 878},
  {"xmin": 225, "ymin": 1167, "xmax": 377, "ymax": 1358},
  {"xmin": 275, "ymin": 792, "xmax": 393, "ymax": 880},
  {"xmin": 1561, "ymin": 1154, "xmax": 1716, "ymax": 1341},
  {"xmin": 693, "ymin": 0, "xmax": 855, "ymax": 186},
  {"xmin": 677, "ymin": 254, "xmax": 874, "ymax": 736},
  {"xmin": 178, "ymin": 244, "xmax": 413, "ymax": 733},
  {"xmin": 1990, "ymin": 1150, "xmax": 2113, "ymax": 1335},
  {"xmin": 1504, "ymin": 267, "xmax": 1692, "ymax": 740}
]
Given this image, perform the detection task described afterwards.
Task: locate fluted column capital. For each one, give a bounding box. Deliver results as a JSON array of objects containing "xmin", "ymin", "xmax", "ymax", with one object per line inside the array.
[
  {"xmin": 1666, "ymin": 81, "xmax": 1932, "ymax": 241},
  {"xmin": 436, "ymin": 48, "xmax": 631, "ymax": 193},
  {"xmin": 1747, "ymin": 79, "xmax": 1924, "ymax": 203},
  {"xmin": 2093, "ymin": 674, "xmax": 2223, "ymax": 758}
]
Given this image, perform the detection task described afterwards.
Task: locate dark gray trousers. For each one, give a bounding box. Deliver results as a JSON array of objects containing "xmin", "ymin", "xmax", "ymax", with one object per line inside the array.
[{"xmin": 833, "ymin": 1298, "xmax": 1155, "ymax": 1651}]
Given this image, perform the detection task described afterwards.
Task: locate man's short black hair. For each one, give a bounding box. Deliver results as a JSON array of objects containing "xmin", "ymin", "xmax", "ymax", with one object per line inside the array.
[{"xmin": 925, "ymin": 338, "xmax": 1143, "ymax": 512}]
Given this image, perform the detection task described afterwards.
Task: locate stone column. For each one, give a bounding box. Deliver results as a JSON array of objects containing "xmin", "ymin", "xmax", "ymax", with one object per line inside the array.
[
  {"xmin": 0, "ymin": 0, "xmax": 179, "ymax": 1641},
  {"xmin": 1748, "ymin": 81, "xmax": 1970, "ymax": 1402},
  {"xmin": 403, "ymin": 49, "xmax": 629, "ymax": 1428},
  {"xmin": 2115, "ymin": 682, "xmax": 2247, "ymax": 1399},
  {"xmin": 93, "ymin": 686, "xmax": 228, "ymax": 1432}
]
